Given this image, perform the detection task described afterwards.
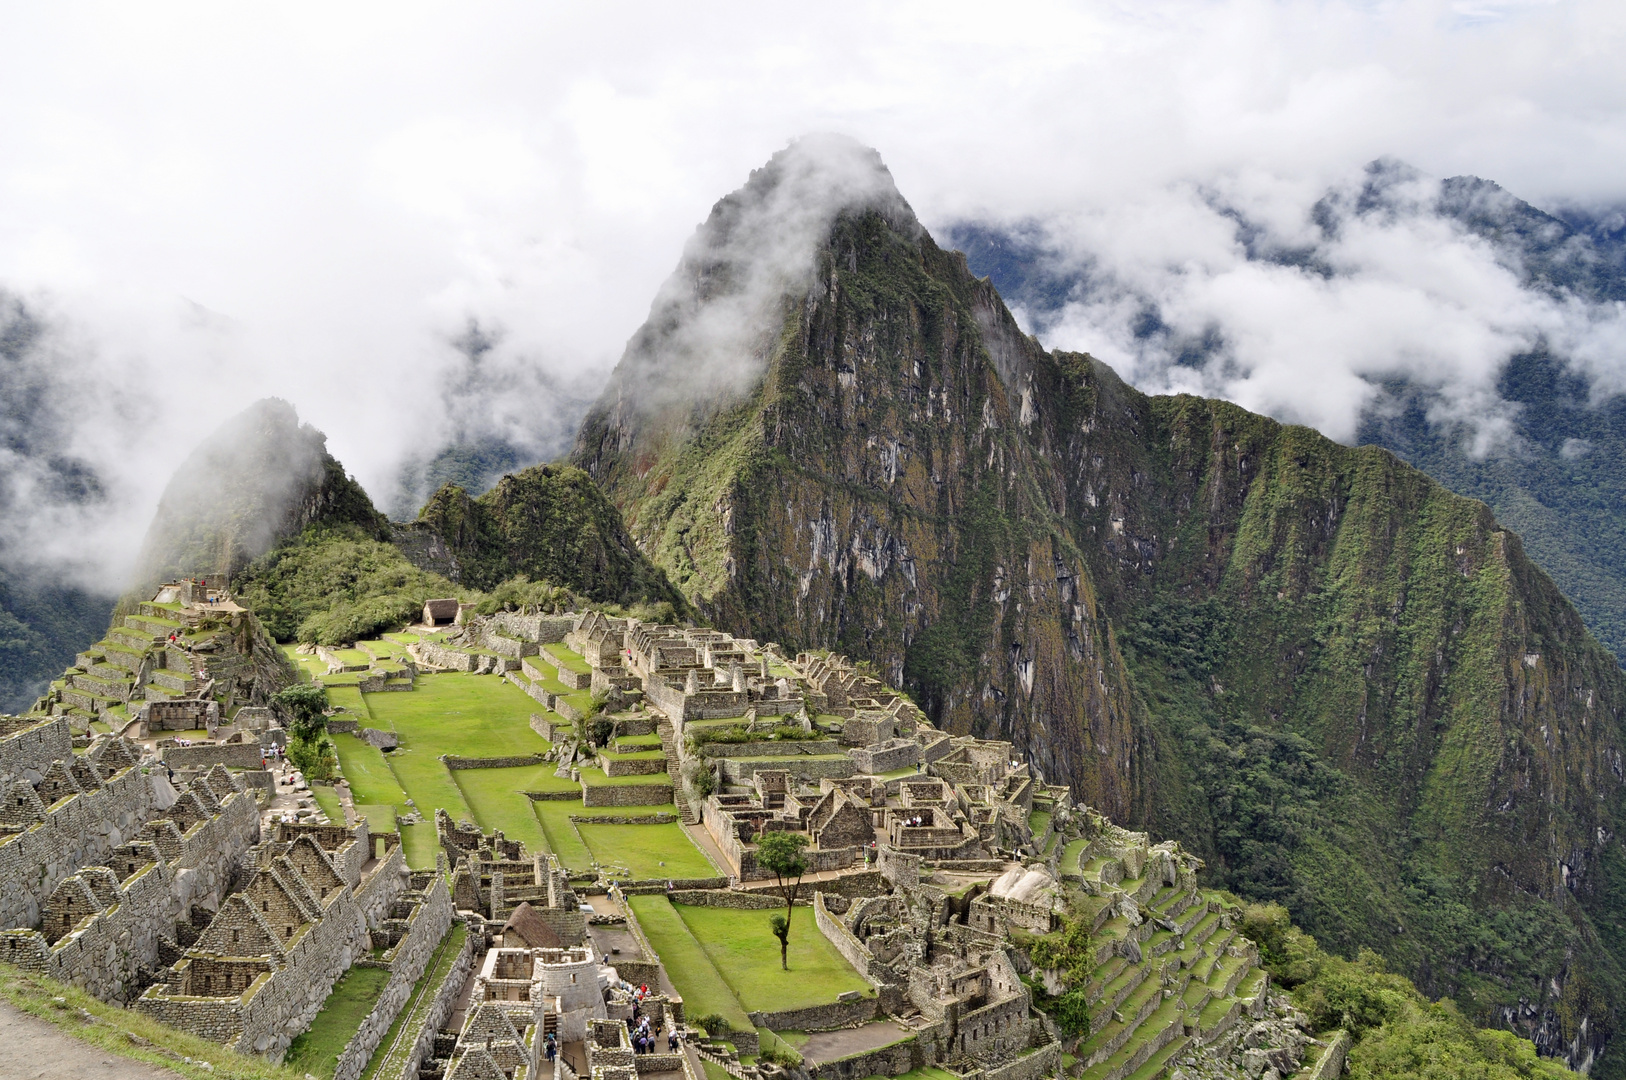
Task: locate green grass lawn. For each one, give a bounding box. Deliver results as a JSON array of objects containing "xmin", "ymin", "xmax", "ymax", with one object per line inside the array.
[
  {"xmin": 326, "ymin": 685, "xmax": 371, "ymax": 720},
  {"xmin": 628, "ymin": 896, "xmax": 753, "ymax": 1032},
  {"xmin": 577, "ymin": 823, "xmax": 718, "ymax": 879},
  {"xmin": 364, "ymin": 673, "xmax": 547, "ymax": 758},
  {"xmin": 534, "ymin": 802, "xmax": 675, "ymax": 872},
  {"xmin": 283, "ymin": 965, "xmax": 392, "ymax": 1078},
  {"xmin": 1028, "ymin": 810, "xmax": 1051, "ymax": 841},
  {"xmin": 331, "ymin": 734, "xmax": 408, "ymax": 806},
  {"xmin": 614, "ymin": 734, "xmax": 664, "ymax": 751},
  {"xmin": 310, "ymin": 784, "xmax": 344, "ymax": 825},
  {"xmin": 356, "ymin": 673, "xmax": 548, "ymax": 866},
  {"xmin": 353, "ymin": 802, "xmax": 397, "ymax": 834},
  {"xmin": 674, "ymin": 903, "xmax": 872, "ymax": 1012},
  {"xmin": 1061, "ymin": 838, "xmax": 1088, "ymax": 873},
  {"xmin": 543, "ymin": 642, "xmax": 592, "ymax": 674},
  {"xmin": 452, "ymin": 765, "xmax": 561, "ymax": 854}
]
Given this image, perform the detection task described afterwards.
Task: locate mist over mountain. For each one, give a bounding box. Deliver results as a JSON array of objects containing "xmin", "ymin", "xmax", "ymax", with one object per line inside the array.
[
  {"xmin": 575, "ymin": 139, "xmax": 1626, "ymax": 1071},
  {"xmin": 945, "ymin": 162, "xmax": 1626, "ymax": 664},
  {"xmin": 0, "ymin": 294, "xmax": 117, "ymax": 709}
]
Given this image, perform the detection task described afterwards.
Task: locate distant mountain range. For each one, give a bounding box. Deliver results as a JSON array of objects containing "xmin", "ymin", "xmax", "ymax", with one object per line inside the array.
[{"xmin": 945, "ymin": 163, "xmax": 1626, "ymax": 666}]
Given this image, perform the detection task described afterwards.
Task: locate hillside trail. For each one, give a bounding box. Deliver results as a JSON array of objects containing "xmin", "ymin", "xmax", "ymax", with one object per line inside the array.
[{"xmin": 0, "ymin": 1000, "xmax": 185, "ymax": 1079}]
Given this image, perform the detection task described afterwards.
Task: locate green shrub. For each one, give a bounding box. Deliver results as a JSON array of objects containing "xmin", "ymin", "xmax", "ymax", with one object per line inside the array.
[{"xmin": 693, "ymin": 1014, "xmax": 731, "ymax": 1038}]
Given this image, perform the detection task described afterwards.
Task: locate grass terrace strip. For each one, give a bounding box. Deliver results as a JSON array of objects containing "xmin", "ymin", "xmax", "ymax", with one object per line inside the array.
[
  {"xmin": 282, "ymin": 965, "xmax": 392, "ymax": 1079},
  {"xmin": 578, "ymin": 822, "xmax": 718, "ymax": 879},
  {"xmin": 627, "ymin": 895, "xmax": 754, "ymax": 1033},
  {"xmin": 360, "ymin": 923, "xmax": 468, "ymax": 1080},
  {"xmin": 673, "ymin": 902, "xmax": 873, "ymax": 1013}
]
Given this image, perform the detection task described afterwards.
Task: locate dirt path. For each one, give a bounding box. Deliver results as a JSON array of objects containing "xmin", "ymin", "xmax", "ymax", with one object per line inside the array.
[{"xmin": 0, "ymin": 1000, "xmax": 185, "ymax": 1080}]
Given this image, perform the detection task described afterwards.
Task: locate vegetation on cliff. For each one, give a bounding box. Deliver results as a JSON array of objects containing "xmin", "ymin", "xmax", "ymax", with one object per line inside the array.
[
  {"xmin": 570, "ymin": 145, "xmax": 1626, "ymax": 1071},
  {"xmin": 402, "ymin": 463, "xmax": 686, "ymax": 617}
]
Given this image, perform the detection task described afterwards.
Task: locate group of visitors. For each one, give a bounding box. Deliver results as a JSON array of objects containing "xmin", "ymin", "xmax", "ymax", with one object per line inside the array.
[
  {"xmin": 904, "ymin": 814, "xmax": 930, "ymax": 827},
  {"xmin": 626, "ymin": 984, "xmax": 681, "ymax": 1055}
]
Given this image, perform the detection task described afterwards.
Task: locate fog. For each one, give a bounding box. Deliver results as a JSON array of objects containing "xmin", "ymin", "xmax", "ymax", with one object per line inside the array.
[{"xmin": 0, "ymin": 0, "xmax": 1622, "ymax": 591}]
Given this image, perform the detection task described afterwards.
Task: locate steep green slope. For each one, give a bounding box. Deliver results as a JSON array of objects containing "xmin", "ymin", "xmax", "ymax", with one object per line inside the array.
[
  {"xmin": 232, "ymin": 525, "xmax": 460, "ymax": 644},
  {"xmin": 129, "ymin": 397, "xmax": 384, "ymax": 598},
  {"xmin": 572, "ymin": 139, "xmax": 1626, "ymax": 1072},
  {"xmin": 396, "ymin": 464, "xmax": 685, "ymax": 616}
]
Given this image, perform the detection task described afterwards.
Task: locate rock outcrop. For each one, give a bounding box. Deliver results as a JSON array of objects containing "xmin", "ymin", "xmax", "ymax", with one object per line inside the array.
[{"xmin": 571, "ymin": 136, "xmax": 1626, "ymax": 1067}]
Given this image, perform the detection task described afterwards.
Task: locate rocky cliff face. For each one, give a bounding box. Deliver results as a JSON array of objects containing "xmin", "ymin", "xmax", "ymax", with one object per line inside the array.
[
  {"xmin": 573, "ymin": 138, "xmax": 1626, "ymax": 1070},
  {"xmin": 131, "ymin": 398, "xmax": 384, "ymax": 594}
]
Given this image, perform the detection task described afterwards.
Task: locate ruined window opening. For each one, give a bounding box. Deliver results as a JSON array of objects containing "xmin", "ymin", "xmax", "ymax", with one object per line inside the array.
[{"xmin": 284, "ymin": 926, "xmax": 292, "ymax": 937}]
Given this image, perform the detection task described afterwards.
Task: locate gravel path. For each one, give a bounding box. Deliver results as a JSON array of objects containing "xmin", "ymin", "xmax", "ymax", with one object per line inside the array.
[{"xmin": 0, "ymin": 1000, "xmax": 185, "ymax": 1080}]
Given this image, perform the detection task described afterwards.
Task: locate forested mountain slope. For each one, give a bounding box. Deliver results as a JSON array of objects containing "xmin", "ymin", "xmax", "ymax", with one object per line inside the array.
[{"xmin": 573, "ymin": 138, "xmax": 1626, "ymax": 1073}]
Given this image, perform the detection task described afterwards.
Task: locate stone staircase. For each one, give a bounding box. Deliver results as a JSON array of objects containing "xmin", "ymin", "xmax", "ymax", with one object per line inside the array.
[{"xmin": 654, "ymin": 716, "xmax": 698, "ymax": 824}]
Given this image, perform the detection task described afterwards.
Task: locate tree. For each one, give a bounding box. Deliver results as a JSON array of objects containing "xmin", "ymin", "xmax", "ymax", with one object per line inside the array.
[
  {"xmin": 277, "ymin": 683, "xmax": 329, "ymax": 743},
  {"xmin": 756, "ymin": 831, "xmax": 809, "ymax": 969},
  {"xmin": 769, "ymin": 913, "xmax": 791, "ymax": 972}
]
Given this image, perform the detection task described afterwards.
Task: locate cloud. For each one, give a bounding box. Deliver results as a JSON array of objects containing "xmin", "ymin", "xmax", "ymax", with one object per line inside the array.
[{"xmin": 0, "ymin": 0, "xmax": 1621, "ymax": 590}]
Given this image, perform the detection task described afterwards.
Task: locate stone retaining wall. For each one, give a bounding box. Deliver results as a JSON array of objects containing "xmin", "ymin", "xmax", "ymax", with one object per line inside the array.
[
  {"xmin": 718, "ymin": 757, "xmax": 855, "ymax": 783},
  {"xmin": 531, "ymin": 712, "xmax": 571, "ymax": 741},
  {"xmin": 332, "ymin": 875, "xmax": 454, "ymax": 1080},
  {"xmin": 582, "ymin": 780, "xmax": 674, "ymax": 807},
  {"xmin": 162, "ymin": 742, "xmax": 264, "ymax": 770},
  {"xmin": 748, "ymin": 996, "xmax": 877, "ymax": 1032},
  {"xmin": 443, "ymin": 753, "xmax": 549, "ymax": 769},
  {"xmin": 328, "ymin": 719, "xmax": 361, "ymax": 734},
  {"xmin": 600, "ymin": 754, "xmax": 669, "ymax": 777},
  {"xmin": 814, "ymin": 893, "xmax": 877, "ymax": 984},
  {"xmin": 696, "ymin": 739, "xmax": 841, "ymax": 758},
  {"xmin": 808, "ymin": 1033, "xmax": 920, "ymax": 1080},
  {"xmin": 1304, "ymin": 1030, "xmax": 1350, "ymax": 1080},
  {"xmin": 385, "ymin": 921, "xmax": 483, "ymax": 1080}
]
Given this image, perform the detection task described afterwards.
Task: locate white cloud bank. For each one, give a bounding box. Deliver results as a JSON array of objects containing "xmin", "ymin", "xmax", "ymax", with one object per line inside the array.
[{"xmin": 0, "ymin": 0, "xmax": 1622, "ymax": 589}]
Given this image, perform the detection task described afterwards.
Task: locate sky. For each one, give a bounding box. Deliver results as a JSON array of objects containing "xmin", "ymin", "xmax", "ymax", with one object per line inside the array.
[{"xmin": 1, "ymin": 0, "xmax": 1623, "ymax": 590}]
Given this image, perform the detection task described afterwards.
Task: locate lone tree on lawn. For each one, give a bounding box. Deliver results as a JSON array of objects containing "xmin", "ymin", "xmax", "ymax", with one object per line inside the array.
[{"xmin": 757, "ymin": 831, "xmax": 809, "ymax": 971}]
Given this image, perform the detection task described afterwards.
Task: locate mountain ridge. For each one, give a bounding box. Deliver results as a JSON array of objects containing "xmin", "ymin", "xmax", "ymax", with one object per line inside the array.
[{"xmin": 572, "ymin": 141, "xmax": 1626, "ymax": 1072}]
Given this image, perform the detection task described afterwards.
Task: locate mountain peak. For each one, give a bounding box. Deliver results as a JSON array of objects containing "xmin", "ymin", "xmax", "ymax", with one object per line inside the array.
[
  {"xmin": 131, "ymin": 397, "xmax": 383, "ymax": 590},
  {"xmin": 579, "ymin": 136, "xmax": 917, "ymax": 434}
]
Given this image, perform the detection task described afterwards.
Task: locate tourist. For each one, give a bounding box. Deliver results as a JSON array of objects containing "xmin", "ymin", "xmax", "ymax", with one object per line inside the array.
[{"xmin": 669, "ymin": 1031, "xmax": 679, "ymax": 1052}]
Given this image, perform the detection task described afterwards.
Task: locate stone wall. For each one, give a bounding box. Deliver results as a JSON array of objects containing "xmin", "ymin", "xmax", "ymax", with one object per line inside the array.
[
  {"xmin": 582, "ymin": 780, "xmax": 674, "ymax": 807},
  {"xmin": 718, "ymin": 757, "xmax": 855, "ymax": 783},
  {"xmin": 600, "ymin": 754, "xmax": 669, "ymax": 777},
  {"xmin": 696, "ymin": 739, "xmax": 841, "ymax": 758},
  {"xmin": 980, "ymin": 1043, "xmax": 1062, "ymax": 1080},
  {"xmin": 0, "ymin": 716, "xmax": 72, "ymax": 786},
  {"xmin": 530, "ymin": 713, "xmax": 571, "ymax": 741},
  {"xmin": 383, "ymin": 920, "xmax": 483, "ymax": 1080},
  {"xmin": 848, "ymin": 739, "xmax": 920, "ymax": 774},
  {"xmin": 0, "ymin": 858, "xmax": 178, "ymax": 1003},
  {"xmin": 0, "ymin": 765, "xmax": 153, "ymax": 929},
  {"xmin": 444, "ymin": 753, "xmax": 549, "ymax": 769},
  {"xmin": 490, "ymin": 612, "xmax": 575, "ymax": 645},
  {"xmin": 814, "ymin": 893, "xmax": 877, "ymax": 983},
  {"xmin": 748, "ymin": 996, "xmax": 877, "ymax": 1032},
  {"xmin": 1304, "ymin": 1030, "xmax": 1350, "ymax": 1080},
  {"xmin": 162, "ymin": 742, "xmax": 264, "ymax": 770},
  {"xmin": 808, "ymin": 1033, "xmax": 921, "ymax": 1080},
  {"xmin": 332, "ymin": 875, "xmax": 454, "ymax": 1080}
]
